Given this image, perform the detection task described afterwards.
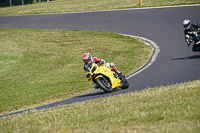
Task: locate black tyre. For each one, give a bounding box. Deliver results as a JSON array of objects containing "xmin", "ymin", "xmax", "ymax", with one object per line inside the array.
[
  {"xmin": 192, "ymin": 44, "xmax": 200, "ymax": 52},
  {"xmin": 121, "ymin": 78, "xmax": 129, "ymax": 89},
  {"xmin": 192, "ymin": 44, "xmax": 198, "ymax": 52},
  {"xmin": 95, "ymin": 77, "xmax": 114, "ymax": 93}
]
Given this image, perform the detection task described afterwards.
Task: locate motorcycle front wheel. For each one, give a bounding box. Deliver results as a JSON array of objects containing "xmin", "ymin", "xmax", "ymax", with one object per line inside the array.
[{"xmin": 95, "ymin": 77, "xmax": 114, "ymax": 93}]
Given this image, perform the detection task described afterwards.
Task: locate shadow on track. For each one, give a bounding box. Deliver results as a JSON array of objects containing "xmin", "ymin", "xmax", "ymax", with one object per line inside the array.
[
  {"xmin": 77, "ymin": 88, "xmax": 122, "ymax": 98},
  {"xmin": 77, "ymin": 90, "xmax": 106, "ymax": 97},
  {"xmin": 171, "ymin": 55, "xmax": 200, "ymax": 60}
]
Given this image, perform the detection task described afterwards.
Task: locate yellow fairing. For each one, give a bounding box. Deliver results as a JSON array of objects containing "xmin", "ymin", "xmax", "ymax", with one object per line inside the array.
[
  {"xmin": 95, "ymin": 66, "xmax": 122, "ymax": 88},
  {"xmin": 86, "ymin": 63, "xmax": 122, "ymax": 89}
]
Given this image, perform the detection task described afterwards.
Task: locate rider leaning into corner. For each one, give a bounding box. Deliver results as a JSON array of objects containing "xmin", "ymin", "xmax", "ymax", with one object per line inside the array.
[
  {"xmin": 183, "ymin": 19, "xmax": 200, "ymax": 51},
  {"xmin": 82, "ymin": 53, "xmax": 124, "ymax": 89}
]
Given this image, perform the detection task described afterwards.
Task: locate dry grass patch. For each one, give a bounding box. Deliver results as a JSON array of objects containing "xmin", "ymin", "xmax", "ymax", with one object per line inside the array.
[{"xmin": 1, "ymin": 80, "xmax": 199, "ymax": 132}]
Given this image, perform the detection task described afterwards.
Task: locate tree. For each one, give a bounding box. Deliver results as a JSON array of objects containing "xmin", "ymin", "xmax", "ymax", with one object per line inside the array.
[{"xmin": 0, "ymin": 0, "xmax": 33, "ymax": 7}]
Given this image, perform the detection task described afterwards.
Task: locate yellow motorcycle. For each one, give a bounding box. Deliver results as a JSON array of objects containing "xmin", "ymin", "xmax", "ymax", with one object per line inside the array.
[{"xmin": 85, "ymin": 62, "xmax": 129, "ymax": 93}]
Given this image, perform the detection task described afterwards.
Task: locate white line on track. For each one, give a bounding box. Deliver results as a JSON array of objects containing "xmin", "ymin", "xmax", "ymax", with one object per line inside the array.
[
  {"xmin": 83, "ymin": 4, "xmax": 200, "ymax": 14},
  {"xmin": 1, "ymin": 4, "xmax": 199, "ymax": 17},
  {"xmin": 119, "ymin": 34, "xmax": 160, "ymax": 79}
]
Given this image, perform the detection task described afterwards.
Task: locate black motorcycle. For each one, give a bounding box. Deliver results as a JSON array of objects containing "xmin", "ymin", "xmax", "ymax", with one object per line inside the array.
[
  {"xmin": 191, "ymin": 33, "xmax": 200, "ymax": 52},
  {"xmin": 187, "ymin": 28, "xmax": 200, "ymax": 52}
]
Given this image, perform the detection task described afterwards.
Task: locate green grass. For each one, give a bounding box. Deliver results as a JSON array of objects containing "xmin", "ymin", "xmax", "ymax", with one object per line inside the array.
[
  {"xmin": 0, "ymin": 0, "xmax": 200, "ymax": 16},
  {"xmin": 0, "ymin": 28, "xmax": 152, "ymax": 115},
  {"xmin": 1, "ymin": 80, "xmax": 199, "ymax": 132}
]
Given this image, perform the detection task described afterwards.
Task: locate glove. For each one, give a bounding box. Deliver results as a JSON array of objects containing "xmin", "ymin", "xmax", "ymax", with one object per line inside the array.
[
  {"xmin": 98, "ymin": 61, "xmax": 104, "ymax": 66},
  {"xmin": 187, "ymin": 42, "xmax": 190, "ymax": 47}
]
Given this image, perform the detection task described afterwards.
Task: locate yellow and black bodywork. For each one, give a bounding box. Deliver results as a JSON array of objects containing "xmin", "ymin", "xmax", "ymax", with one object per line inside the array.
[{"xmin": 85, "ymin": 62, "xmax": 129, "ymax": 93}]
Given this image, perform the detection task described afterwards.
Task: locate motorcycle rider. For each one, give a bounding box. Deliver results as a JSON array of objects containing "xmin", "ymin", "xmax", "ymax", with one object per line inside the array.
[
  {"xmin": 183, "ymin": 19, "xmax": 200, "ymax": 50},
  {"xmin": 82, "ymin": 53, "xmax": 123, "ymax": 89}
]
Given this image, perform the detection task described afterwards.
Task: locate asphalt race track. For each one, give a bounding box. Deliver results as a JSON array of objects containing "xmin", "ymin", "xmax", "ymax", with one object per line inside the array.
[{"xmin": 0, "ymin": 5, "xmax": 200, "ymax": 117}]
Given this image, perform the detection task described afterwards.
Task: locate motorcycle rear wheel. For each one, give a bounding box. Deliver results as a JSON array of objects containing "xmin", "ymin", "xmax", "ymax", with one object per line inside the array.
[
  {"xmin": 192, "ymin": 44, "xmax": 200, "ymax": 52},
  {"xmin": 95, "ymin": 77, "xmax": 114, "ymax": 93}
]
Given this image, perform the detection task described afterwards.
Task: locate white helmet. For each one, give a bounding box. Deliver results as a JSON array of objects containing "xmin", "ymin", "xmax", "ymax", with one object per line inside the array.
[{"xmin": 183, "ymin": 19, "xmax": 191, "ymax": 30}]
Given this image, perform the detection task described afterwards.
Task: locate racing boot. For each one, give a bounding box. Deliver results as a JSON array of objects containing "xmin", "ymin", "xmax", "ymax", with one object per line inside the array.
[
  {"xmin": 93, "ymin": 82, "xmax": 99, "ymax": 89},
  {"xmin": 194, "ymin": 41, "xmax": 200, "ymax": 51},
  {"xmin": 112, "ymin": 66, "xmax": 123, "ymax": 79},
  {"xmin": 196, "ymin": 41, "xmax": 200, "ymax": 46}
]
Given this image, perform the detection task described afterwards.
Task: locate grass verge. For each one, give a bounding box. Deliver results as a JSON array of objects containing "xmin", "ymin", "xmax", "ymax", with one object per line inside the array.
[
  {"xmin": 1, "ymin": 80, "xmax": 199, "ymax": 132},
  {"xmin": 0, "ymin": 28, "xmax": 152, "ymax": 115},
  {"xmin": 0, "ymin": 0, "xmax": 200, "ymax": 16}
]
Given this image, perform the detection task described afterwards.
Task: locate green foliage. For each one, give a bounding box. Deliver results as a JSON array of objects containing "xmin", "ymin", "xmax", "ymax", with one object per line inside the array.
[
  {"xmin": 0, "ymin": 0, "xmax": 200, "ymax": 15},
  {"xmin": 0, "ymin": 0, "xmax": 51, "ymax": 7},
  {"xmin": 0, "ymin": 0, "xmax": 33, "ymax": 7}
]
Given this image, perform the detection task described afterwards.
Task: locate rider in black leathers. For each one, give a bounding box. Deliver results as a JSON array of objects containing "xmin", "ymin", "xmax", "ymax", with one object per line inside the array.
[{"xmin": 183, "ymin": 19, "xmax": 200, "ymax": 51}]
